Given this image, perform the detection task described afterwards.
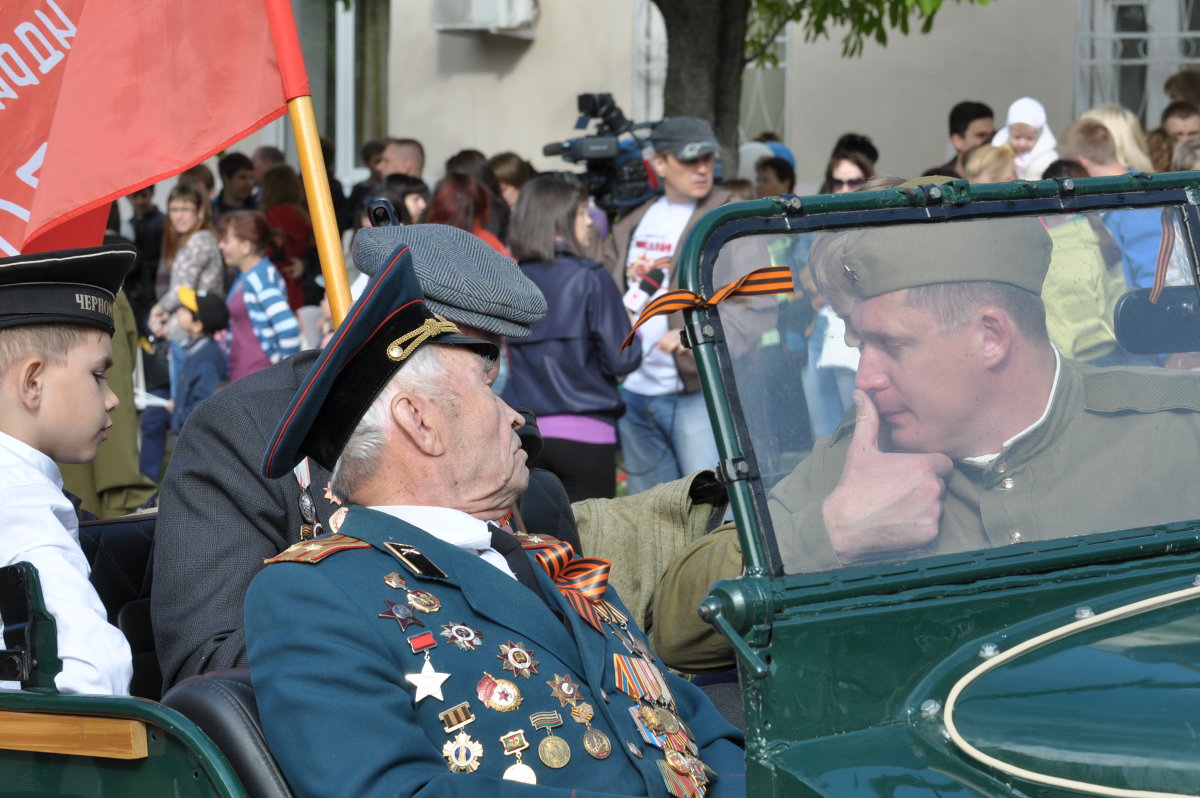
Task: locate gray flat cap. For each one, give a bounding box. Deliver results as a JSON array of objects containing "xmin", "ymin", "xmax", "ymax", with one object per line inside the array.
[{"xmin": 352, "ymin": 224, "xmax": 547, "ymax": 338}]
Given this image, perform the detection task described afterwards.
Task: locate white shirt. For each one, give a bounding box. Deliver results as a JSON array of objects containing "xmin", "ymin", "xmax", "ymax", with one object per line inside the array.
[
  {"xmin": 0, "ymin": 431, "xmax": 132, "ymax": 695},
  {"xmin": 374, "ymin": 506, "xmax": 517, "ymax": 580},
  {"xmin": 622, "ymin": 196, "xmax": 696, "ymax": 396}
]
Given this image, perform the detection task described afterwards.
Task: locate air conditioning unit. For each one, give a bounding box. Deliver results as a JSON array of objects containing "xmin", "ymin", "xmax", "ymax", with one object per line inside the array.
[{"xmin": 430, "ymin": 0, "xmax": 538, "ymax": 40}]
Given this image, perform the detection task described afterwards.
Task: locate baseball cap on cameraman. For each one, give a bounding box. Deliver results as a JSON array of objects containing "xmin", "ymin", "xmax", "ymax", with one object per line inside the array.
[
  {"xmin": 650, "ymin": 117, "xmax": 720, "ymax": 162},
  {"xmin": 178, "ymin": 286, "xmax": 230, "ymax": 333}
]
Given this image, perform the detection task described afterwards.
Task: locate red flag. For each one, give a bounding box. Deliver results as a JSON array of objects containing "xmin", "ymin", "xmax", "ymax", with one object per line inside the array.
[{"xmin": 1, "ymin": 0, "xmax": 310, "ymax": 255}]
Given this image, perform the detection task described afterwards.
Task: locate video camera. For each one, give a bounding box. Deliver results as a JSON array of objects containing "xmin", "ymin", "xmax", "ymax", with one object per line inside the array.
[{"xmin": 543, "ymin": 93, "xmax": 660, "ymax": 218}]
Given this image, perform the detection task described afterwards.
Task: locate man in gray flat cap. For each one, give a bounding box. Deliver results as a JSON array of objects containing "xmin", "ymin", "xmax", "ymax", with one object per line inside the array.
[
  {"xmin": 152, "ymin": 224, "xmax": 550, "ymax": 689},
  {"xmin": 602, "ymin": 116, "xmax": 733, "ymax": 496}
]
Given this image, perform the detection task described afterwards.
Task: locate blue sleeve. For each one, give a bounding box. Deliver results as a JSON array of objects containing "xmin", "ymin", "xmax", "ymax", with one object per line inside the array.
[
  {"xmin": 249, "ymin": 266, "xmax": 303, "ymax": 362},
  {"xmin": 587, "ymin": 267, "xmax": 643, "ymax": 378},
  {"xmin": 173, "ymin": 361, "xmax": 220, "ymax": 432},
  {"xmin": 1103, "ymin": 209, "xmax": 1163, "ymax": 288}
]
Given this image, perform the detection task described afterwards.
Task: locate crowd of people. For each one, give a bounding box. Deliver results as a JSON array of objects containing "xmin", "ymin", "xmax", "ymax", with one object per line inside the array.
[{"xmin": 6, "ymin": 62, "xmax": 1200, "ymax": 798}]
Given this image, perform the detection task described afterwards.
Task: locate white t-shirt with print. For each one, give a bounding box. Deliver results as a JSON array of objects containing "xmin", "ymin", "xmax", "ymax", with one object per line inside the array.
[{"xmin": 622, "ymin": 197, "xmax": 695, "ymax": 396}]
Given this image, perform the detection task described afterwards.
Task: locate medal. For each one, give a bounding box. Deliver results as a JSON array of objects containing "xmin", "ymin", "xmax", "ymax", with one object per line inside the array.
[
  {"xmin": 384, "ymin": 572, "xmax": 442, "ymax": 613},
  {"xmin": 379, "ymin": 599, "xmax": 424, "ymax": 632},
  {"xmin": 655, "ymin": 706, "xmax": 682, "ymax": 735},
  {"xmin": 442, "ymin": 731, "xmax": 483, "ymax": 773},
  {"xmin": 499, "ymin": 730, "xmax": 536, "ymax": 784},
  {"xmin": 438, "ymin": 702, "xmax": 476, "ymax": 734},
  {"xmin": 630, "ymin": 705, "xmax": 665, "ymax": 749},
  {"xmin": 569, "ymin": 702, "xmax": 611, "ymax": 759},
  {"xmin": 323, "ymin": 481, "xmax": 342, "ymax": 505},
  {"xmin": 497, "ymin": 641, "xmax": 539, "ymax": 678},
  {"xmin": 477, "ymin": 672, "xmax": 522, "ymax": 712},
  {"xmin": 440, "ymin": 622, "xmax": 484, "ymax": 652},
  {"xmin": 546, "ymin": 673, "xmax": 581, "ymax": 707},
  {"xmin": 329, "ymin": 506, "xmax": 348, "ymax": 532},
  {"xmin": 529, "ymin": 710, "xmax": 570, "ymax": 768},
  {"xmin": 298, "ymin": 490, "xmax": 316, "ymax": 523},
  {"xmin": 299, "ymin": 524, "xmax": 314, "ymax": 541},
  {"xmin": 405, "ymin": 653, "xmax": 449, "ymax": 703}
]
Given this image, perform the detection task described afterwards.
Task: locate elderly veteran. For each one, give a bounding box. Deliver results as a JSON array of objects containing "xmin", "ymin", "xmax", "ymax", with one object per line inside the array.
[
  {"xmin": 244, "ymin": 242, "xmax": 746, "ymax": 798},
  {"xmin": 152, "ymin": 224, "xmax": 547, "ymax": 689},
  {"xmin": 650, "ymin": 207, "xmax": 1200, "ymax": 674}
]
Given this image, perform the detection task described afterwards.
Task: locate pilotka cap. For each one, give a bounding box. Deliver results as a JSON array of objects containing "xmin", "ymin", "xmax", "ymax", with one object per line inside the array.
[
  {"xmin": 0, "ymin": 245, "xmax": 135, "ymax": 335},
  {"xmin": 834, "ymin": 177, "xmax": 1054, "ymax": 298}
]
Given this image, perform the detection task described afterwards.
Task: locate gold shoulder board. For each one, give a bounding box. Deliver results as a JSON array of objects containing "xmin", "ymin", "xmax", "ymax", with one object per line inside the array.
[{"xmin": 264, "ymin": 534, "xmax": 371, "ymax": 565}]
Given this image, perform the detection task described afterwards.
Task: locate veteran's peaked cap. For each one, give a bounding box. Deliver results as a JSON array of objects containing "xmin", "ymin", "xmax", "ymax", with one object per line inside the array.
[{"xmin": 262, "ymin": 243, "xmax": 499, "ymax": 480}]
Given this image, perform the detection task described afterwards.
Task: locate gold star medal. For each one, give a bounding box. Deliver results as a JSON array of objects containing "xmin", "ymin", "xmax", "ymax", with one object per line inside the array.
[
  {"xmin": 405, "ymin": 654, "xmax": 450, "ymax": 703},
  {"xmin": 497, "ymin": 641, "xmax": 539, "ymax": 678},
  {"xmin": 499, "ymin": 729, "xmax": 537, "ymax": 784},
  {"xmin": 442, "ymin": 731, "xmax": 483, "ymax": 773}
]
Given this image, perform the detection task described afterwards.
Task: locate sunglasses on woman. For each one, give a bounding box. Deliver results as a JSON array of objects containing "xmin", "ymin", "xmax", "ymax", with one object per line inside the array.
[{"xmin": 830, "ymin": 177, "xmax": 865, "ymax": 190}]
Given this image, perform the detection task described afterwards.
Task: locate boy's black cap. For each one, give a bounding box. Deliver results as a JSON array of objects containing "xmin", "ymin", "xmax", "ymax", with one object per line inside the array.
[
  {"xmin": 0, "ymin": 245, "xmax": 135, "ymax": 335},
  {"xmin": 262, "ymin": 242, "xmax": 499, "ymax": 480},
  {"xmin": 178, "ymin": 286, "xmax": 230, "ymax": 333}
]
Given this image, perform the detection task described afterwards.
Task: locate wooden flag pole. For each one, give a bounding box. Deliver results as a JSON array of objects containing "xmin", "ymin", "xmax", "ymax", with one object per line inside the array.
[{"xmin": 287, "ymin": 96, "xmax": 352, "ymax": 326}]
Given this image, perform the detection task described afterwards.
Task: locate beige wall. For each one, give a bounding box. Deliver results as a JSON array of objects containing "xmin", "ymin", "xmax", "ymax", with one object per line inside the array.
[
  {"xmin": 389, "ymin": 1, "xmax": 637, "ymax": 182},
  {"xmin": 785, "ymin": 0, "xmax": 1077, "ymax": 192}
]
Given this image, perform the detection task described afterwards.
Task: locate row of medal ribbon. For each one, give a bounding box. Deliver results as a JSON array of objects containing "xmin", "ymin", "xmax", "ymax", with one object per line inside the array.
[{"xmin": 379, "ymin": 569, "xmax": 713, "ymax": 797}]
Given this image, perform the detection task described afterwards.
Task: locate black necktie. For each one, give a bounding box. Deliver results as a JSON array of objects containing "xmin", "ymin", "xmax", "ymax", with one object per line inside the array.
[{"xmin": 487, "ymin": 524, "xmax": 543, "ymax": 593}]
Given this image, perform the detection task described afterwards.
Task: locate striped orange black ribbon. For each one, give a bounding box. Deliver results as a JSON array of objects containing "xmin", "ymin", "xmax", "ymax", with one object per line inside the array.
[
  {"xmin": 1149, "ymin": 207, "xmax": 1177, "ymax": 305},
  {"xmin": 619, "ymin": 264, "xmax": 794, "ymax": 352},
  {"xmin": 529, "ymin": 540, "xmax": 611, "ymax": 634}
]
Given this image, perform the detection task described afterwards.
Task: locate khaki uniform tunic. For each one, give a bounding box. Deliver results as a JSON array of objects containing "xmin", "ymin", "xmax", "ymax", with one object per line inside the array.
[{"xmin": 651, "ymin": 359, "xmax": 1200, "ymax": 672}]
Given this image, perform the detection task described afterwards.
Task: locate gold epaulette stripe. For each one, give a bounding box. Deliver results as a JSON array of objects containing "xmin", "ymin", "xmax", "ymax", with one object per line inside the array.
[{"xmin": 264, "ymin": 534, "xmax": 371, "ymax": 564}]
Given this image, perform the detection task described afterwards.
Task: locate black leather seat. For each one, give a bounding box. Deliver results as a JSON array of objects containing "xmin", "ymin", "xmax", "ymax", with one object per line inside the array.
[
  {"xmin": 162, "ymin": 668, "xmax": 295, "ymax": 798},
  {"xmin": 78, "ymin": 512, "xmax": 160, "ymax": 699}
]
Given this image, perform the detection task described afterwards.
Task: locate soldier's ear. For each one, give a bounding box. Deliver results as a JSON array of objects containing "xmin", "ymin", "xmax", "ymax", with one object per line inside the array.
[
  {"xmin": 976, "ymin": 305, "xmax": 1013, "ymax": 369},
  {"xmin": 11, "ymin": 356, "xmax": 46, "ymax": 411},
  {"xmin": 390, "ymin": 392, "xmax": 446, "ymax": 457}
]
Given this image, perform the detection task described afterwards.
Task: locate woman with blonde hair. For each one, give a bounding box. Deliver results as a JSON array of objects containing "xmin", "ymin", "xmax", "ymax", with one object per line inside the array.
[
  {"xmin": 1080, "ymin": 105, "xmax": 1154, "ymax": 173},
  {"xmin": 962, "ymin": 143, "xmax": 1017, "ymax": 183}
]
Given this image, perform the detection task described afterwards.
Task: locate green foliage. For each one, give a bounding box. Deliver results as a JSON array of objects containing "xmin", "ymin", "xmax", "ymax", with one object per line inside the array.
[{"xmin": 745, "ymin": 0, "xmax": 991, "ymax": 66}]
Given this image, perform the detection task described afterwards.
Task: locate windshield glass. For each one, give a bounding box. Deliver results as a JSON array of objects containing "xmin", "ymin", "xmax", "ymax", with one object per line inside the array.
[{"xmin": 710, "ymin": 205, "xmax": 1200, "ymax": 575}]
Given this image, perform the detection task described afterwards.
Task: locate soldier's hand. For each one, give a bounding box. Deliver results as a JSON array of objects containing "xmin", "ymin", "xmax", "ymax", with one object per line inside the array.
[{"xmin": 822, "ymin": 390, "xmax": 953, "ymax": 563}]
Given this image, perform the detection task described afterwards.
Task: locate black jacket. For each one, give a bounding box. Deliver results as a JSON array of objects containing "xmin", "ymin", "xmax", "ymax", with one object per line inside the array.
[{"xmin": 503, "ymin": 253, "xmax": 641, "ymax": 422}]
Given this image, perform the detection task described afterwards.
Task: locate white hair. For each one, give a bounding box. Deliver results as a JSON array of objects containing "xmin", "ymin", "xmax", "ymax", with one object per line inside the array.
[{"xmin": 329, "ymin": 344, "xmax": 454, "ymax": 501}]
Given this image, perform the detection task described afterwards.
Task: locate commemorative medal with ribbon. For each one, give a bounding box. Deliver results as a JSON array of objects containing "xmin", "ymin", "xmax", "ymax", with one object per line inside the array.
[
  {"xmin": 569, "ymin": 701, "xmax": 611, "ymax": 760},
  {"xmin": 443, "ymin": 732, "xmax": 483, "ymax": 773},
  {"xmin": 529, "ymin": 710, "xmax": 570, "ymax": 768},
  {"xmin": 499, "ymin": 729, "xmax": 536, "ymax": 784}
]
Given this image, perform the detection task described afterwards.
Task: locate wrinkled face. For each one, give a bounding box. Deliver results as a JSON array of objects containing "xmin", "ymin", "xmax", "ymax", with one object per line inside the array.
[
  {"xmin": 439, "ymin": 347, "xmax": 529, "ymax": 509},
  {"xmin": 225, "ymin": 168, "xmax": 256, "ymax": 202},
  {"xmin": 953, "ymin": 117, "xmax": 996, "ymax": 153},
  {"xmin": 829, "ymin": 160, "xmax": 866, "ymax": 194},
  {"xmin": 167, "ymin": 199, "xmax": 200, "ymax": 235},
  {"xmin": 652, "ymin": 152, "xmax": 715, "ymax": 203},
  {"xmin": 847, "ymin": 290, "xmax": 985, "ymax": 457},
  {"xmin": 755, "ymin": 166, "xmax": 790, "ymax": 198},
  {"xmin": 573, "ymin": 202, "xmax": 595, "ymax": 248},
  {"xmin": 37, "ymin": 333, "xmax": 118, "ymax": 464},
  {"xmin": 1165, "ymin": 114, "xmax": 1200, "ymax": 143},
  {"xmin": 1008, "ymin": 122, "xmax": 1039, "ymax": 155}
]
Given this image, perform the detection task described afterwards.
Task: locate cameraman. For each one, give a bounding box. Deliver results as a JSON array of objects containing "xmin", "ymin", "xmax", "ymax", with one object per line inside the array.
[{"xmin": 603, "ymin": 117, "xmax": 733, "ymax": 494}]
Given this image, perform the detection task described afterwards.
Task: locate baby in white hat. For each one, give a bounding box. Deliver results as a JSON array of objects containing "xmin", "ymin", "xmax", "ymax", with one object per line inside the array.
[{"xmin": 993, "ymin": 97, "xmax": 1060, "ymax": 180}]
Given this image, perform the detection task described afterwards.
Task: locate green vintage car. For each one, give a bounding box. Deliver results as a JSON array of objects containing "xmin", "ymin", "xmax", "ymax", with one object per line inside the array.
[{"xmin": 3, "ymin": 173, "xmax": 1200, "ymax": 797}]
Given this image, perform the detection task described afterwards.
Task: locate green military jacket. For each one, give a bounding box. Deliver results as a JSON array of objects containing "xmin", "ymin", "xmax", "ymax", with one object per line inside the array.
[{"xmin": 651, "ymin": 358, "xmax": 1200, "ymax": 672}]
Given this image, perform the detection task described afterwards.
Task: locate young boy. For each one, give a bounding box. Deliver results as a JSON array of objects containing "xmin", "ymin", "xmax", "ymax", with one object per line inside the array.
[
  {"xmin": 0, "ymin": 245, "xmax": 135, "ymax": 695},
  {"xmin": 169, "ymin": 286, "xmax": 229, "ymax": 433}
]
